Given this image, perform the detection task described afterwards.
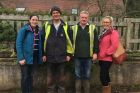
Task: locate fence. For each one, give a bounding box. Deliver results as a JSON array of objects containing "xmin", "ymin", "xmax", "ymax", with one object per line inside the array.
[
  {"xmin": 0, "ymin": 14, "xmax": 140, "ymax": 51},
  {"xmin": 1, "ymin": 14, "xmax": 140, "ymax": 91}
]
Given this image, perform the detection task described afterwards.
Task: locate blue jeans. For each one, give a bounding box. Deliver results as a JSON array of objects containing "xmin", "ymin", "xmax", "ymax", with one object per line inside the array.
[{"xmin": 74, "ymin": 58, "xmax": 92, "ymax": 80}]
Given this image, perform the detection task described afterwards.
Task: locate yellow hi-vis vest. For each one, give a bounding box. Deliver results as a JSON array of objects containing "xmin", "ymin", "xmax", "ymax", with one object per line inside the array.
[
  {"xmin": 44, "ymin": 21, "xmax": 73, "ymax": 54},
  {"xmin": 72, "ymin": 24, "xmax": 96, "ymax": 57}
]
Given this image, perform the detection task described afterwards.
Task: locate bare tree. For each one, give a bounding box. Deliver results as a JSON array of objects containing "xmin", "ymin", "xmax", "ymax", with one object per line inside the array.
[
  {"xmin": 86, "ymin": 0, "xmax": 108, "ymax": 16},
  {"xmin": 82, "ymin": 0, "xmax": 125, "ymax": 16},
  {"xmin": 122, "ymin": 0, "xmax": 128, "ymax": 17},
  {"xmin": 97, "ymin": 0, "xmax": 108, "ymax": 16},
  {"xmin": 124, "ymin": 0, "xmax": 140, "ymax": 17},
  {"xmin": 86, "ymin": 0, "xmax": 96, "ymax": 10}
]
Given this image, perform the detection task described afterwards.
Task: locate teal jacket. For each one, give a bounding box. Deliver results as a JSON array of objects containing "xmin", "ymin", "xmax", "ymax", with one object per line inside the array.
[{"xmin": 16, "ymin": 23, "xmax": 42, "ymax": 64}]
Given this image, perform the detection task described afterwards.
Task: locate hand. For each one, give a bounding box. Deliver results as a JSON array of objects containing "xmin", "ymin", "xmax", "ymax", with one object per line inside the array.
[
  {"xmin": 42, "ymin": 56, "xmax": 47, "ymax": 62},
  {"xmin": 92, "ymin": 54, "xmax": 97, "ymax": 62},
  {"xmin": 66, "ymin": 56, "xmax": 71, "ymax": 62},
  {"xmin": 19, "ymin": 59, "xmax": 26, "ymax": 65}
]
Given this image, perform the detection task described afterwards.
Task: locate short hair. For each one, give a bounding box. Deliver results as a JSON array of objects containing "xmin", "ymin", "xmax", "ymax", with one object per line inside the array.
[
  {"xmin": 50, "ymin": 6, "xmax": 61, "ymax": 15},
  {"xmin": 80, "ymin": 10, "xmax": 89, "ymax": 16}
]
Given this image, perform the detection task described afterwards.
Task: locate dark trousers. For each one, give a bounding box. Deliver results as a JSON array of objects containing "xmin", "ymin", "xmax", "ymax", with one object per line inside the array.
[
  {"xmin": 46, "ymin": 62, "xmax": 66, "ymax": 93},
  {"xmin": 21, "ymin": 65, "xmax": 33, "ymax": 93},
  {"xmin": 20, "ymin": 51, "xmax": 38, "ymax": 93},
  {"xmin": 99, "ymin": 60, "xmax": 112, "ymax": 86}
]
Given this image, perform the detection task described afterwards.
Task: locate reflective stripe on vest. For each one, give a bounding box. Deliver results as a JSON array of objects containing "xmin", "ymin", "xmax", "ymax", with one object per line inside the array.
[
  {"xmin": 72, "ymin": 24, "xmax": 95, "ymax": 57},
  {"xmin": 44, "ymin": 21, "xmax": 73, "ymax": 54}
]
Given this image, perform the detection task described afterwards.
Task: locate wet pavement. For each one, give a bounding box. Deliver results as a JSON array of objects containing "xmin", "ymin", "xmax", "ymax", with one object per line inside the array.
[
  {"xmin": 0, "ymin": 90, "xmax": 140, "ymax": 93},
  {"xmin": 0, "ymin": 88, "xmax": 139, "ymax": 93}
]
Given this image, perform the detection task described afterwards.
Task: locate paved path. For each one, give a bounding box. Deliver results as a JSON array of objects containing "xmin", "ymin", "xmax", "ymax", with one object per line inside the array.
[{"xmin": 0, "ymin": 91, "xmax": 140, "ymax": 93}]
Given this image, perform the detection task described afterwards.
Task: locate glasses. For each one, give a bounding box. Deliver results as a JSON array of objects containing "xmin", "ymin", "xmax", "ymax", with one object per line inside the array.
[{"xmin": 103, "ymin": 21, "xmax": 110, "ymax": 23}]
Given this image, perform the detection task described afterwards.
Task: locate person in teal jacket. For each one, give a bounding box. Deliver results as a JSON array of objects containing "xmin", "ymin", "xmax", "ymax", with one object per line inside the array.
[{"xmin": 16, "ymin": 15, "xmax": 42, "ymax": 93}]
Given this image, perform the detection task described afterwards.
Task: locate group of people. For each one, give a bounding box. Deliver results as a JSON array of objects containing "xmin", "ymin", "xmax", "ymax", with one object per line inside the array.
[{"xmin": 16, "ymin": 6, "xmax": 119, "ymax": 93}]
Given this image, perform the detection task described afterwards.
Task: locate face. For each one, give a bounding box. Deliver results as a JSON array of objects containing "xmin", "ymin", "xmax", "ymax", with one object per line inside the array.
[
  {"xmin": 79, "ymin": 13, "xmax": 89, "ymax": 26},
  {"xmin": 102, "ymin": 18, "xmax": 112, "ymax": 29},
  {"xmin": 52, "ymin": 11, "xmax": 61, "ymax": 20},
  {"xmin": 29, "ymin": 16, "xmax": 39, "ymax": 28}
]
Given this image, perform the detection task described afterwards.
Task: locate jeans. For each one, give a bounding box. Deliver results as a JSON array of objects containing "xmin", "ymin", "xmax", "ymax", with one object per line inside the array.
[
  {"xmin": 21, "ymin": 65, "xmax": 33, "ymax": 93},
  {"xmin": 46, "ymin": 62, "xmax": 66, "ymax": 93},
  {"xmin": 99, "ymin": 60, "xmax": 112, "ymax": 86},
  {"xmin": 74, "ymin": 58, "xmax": 92, "ymax": 80}
]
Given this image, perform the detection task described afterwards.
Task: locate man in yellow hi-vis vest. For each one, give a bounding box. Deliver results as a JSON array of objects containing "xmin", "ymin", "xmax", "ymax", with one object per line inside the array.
[
  {"xmin": 42, "ymin": 6, "xmax": 73, "ymax": 93},
  {"xmin": 72, "ymin": 11, "xmax": 99, "ymax": 93}
]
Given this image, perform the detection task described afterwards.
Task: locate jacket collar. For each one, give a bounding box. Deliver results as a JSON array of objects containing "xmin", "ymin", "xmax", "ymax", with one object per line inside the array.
[
  {"xmin": 99, "ymin": 29, "xmax": 112, "ymax": 40},
  {"xmin": 47, "ymin": 19, "xmax": 66, "ymax": 26},
  {"xmin": 25, "ymin": 23, "xmax": 39, "ymax": 32},
  {"xmin": 77, "ymin": 22, "xmax": 90, "ymax": 26}
]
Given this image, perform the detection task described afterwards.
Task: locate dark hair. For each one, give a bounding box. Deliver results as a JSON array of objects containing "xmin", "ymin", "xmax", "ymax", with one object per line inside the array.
[
  {"xmin": 34, "ymin": 25, "xmax": 39, "ymax": 33},
  {"xmin": 28, "ymin": 15, "xmax": 39, "ymax": 33},
  {"xmin": 50, "ymin": 6, "xmax": 62, "ymax": 15},
  {"xmin": 29, "ymin": 15, "xmax": 39, "ymax": 20}
]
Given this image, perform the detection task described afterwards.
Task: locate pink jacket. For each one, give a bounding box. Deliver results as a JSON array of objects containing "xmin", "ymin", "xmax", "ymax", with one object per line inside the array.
[{"xmin": 98, "ymin": 29, "xmax": 119, "ymax": 62}]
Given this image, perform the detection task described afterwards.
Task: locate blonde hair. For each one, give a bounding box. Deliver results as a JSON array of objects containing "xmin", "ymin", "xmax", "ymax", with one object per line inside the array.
[
  {"xmin": 101, "ymin": 16, "xmax": 114, "ymax": 26},
  {"xmin": 80, "ymin": 10, "xmax": 89, "ymax": 16}
]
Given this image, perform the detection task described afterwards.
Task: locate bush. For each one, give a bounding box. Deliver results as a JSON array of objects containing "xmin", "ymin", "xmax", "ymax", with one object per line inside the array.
[{"xmin": 0, "ymin": 21, "xmax": 16, "ymax": 42}]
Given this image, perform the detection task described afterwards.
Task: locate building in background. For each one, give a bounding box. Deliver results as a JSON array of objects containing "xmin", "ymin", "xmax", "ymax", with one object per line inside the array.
[{"xmin": 0, "ymin": 0, "xmax": 124, "ymax": 16}]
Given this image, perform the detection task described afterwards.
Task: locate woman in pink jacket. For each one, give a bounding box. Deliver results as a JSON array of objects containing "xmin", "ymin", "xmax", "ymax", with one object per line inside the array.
[{"xmin": 98, "ymin": 16, "xmax": 119, "ymax": 93}]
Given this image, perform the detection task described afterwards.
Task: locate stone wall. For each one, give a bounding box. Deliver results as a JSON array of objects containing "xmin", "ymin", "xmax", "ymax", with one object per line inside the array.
[{"xmin": 0, "ymin": 57, "xmax": 140, "ymax": 90}]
